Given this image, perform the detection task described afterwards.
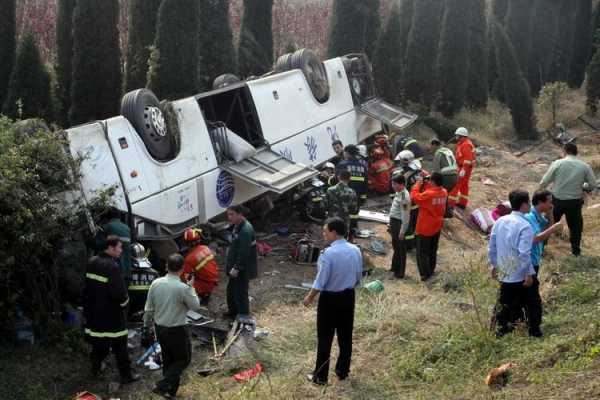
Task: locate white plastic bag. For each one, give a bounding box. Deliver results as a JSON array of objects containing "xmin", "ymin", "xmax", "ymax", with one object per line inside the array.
[{"xmin": 470, "ymin": 208, "xmax": 495, "ymax": 234}]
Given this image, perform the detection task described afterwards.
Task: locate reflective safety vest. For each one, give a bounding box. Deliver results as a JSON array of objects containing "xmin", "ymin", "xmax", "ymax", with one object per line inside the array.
[
  {"xmin": 128, "ymin": 266, "xmax": 159, "ymax": 316},
  {"xmin": 183, "ymin": 244, "xmax": 219, "ymax": 296},
  {"xmin": 84, "ymin": 253, "xmax": 129, "ymax": 338},
  {"xmin": 337, "ymin": 157, "xmax": 368, "ymax": 199},
  {"xmin": 435, "ymin": 147, "xmax": 458, "ymax": 175}
]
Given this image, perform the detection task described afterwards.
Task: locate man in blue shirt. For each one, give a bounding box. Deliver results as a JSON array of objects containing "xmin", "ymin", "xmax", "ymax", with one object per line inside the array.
[
  {"xmin": 303, "ymin": 217, "xmax": 363, "ymax": 385},
  {"xmin": 523, "ymin": 190, "xmax": 562, "ymax": 337},
  {"xmin": 488, "ymin": 190, "xmax": 535, "ymax": 337}
]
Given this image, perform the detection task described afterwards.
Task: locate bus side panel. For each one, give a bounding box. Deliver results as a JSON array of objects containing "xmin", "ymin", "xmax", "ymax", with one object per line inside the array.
[
  {"xmin": 247, "ymin": 58, "xmax": 354, "ymax": 146},
  {"xmin": 67, "ymin": 122, "xmax": 127, "ymax": 211}
]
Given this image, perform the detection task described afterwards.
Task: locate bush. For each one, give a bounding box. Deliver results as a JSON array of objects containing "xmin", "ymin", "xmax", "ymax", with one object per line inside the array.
[{"xmin": 0, "ymin": 117, "xmax": 82, "ymax": 340}]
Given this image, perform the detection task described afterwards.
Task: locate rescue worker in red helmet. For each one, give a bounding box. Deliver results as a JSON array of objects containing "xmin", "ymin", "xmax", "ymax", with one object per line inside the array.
[
  {"xmin": 374, "ymin": 134, "xmax": 392, "ymax": 160},
  {"xmin": 181, "ymin": 228, "xmax": 219, "ymax": 306},
  {"xmin": 368, "ymin": 148, "xmax": 394, "ymax": 195}
]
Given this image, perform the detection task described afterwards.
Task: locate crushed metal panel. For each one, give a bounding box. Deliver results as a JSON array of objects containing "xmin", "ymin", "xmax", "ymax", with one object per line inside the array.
[
  {"xmin": 360, "ymin": 98, "xmax": 418, "ymax": 130},
  {"xmin": 222, "ymin": 148, "xmax": 318, "ymax": 194}
]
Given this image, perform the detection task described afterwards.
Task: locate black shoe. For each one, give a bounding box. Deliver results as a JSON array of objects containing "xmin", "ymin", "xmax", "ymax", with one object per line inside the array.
[
  {"xmin": 306, "ymin": 373, "xmax": 326, "ymax": 385},
  {"xmin": 152, "ymin": 387, "xmax": 173, "ymax": 399},
  {"xmin": 335, "ymin": 370, "xmax": 348, "ymax": 380},
  {"xmin": 120, "ymin": 373, "xmax": 140, "ymax": 385},
  {"xmin": 456, "ymin": 204, "xmax": 466, "ymax": 210},
  {"xmin": 200, "ymin": 295, "xmax": 211, "ymax": 306},
  {"xmin": 529, "ymin": 330, "xmax": 543, "ymax": 338}
]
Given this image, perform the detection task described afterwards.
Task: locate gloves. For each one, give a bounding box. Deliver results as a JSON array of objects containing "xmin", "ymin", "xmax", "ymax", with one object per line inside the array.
[
  {"xmin": 459, "ymin": 169, "xmax": 466, "ymax": 178},
  {"xmin": 141, "ymin": 327, "xmax": 153, "ymax": 348}
]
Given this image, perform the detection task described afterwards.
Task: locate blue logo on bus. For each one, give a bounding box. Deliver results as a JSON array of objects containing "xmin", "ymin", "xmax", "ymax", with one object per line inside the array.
[{"xmin": 216, "ymin": 170, "xmax": 235, "ymax": 208}]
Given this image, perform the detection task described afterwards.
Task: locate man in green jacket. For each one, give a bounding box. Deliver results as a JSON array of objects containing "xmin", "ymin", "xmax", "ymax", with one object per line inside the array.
[
  {"xmin": 540, "ymin": 143, "xmax": 597, "ymax": 256},
  {"xmin": 224, "ymin": 205, "xmax": 258, "ymax": 318}
]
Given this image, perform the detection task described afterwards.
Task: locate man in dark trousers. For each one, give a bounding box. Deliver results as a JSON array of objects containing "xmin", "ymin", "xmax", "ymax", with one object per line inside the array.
[
  {"xmin": 224, "ymin": 205, "xmax": 258, "ymax": 318},
  {"xmin": 144, "ymin": 253, "xmax": 200, "ymax": 398},
  {"xmin": 488, "ymin": 190, "xmax": 535, "ymax": 337},
  {"xmin": 410, "ymin": 173, "xmax": 447, "ymax": 281},
  {"xmin": 389, "ymin": 174, "xmax": 411, "ymax": 279},
  {"xmin": 540, "ymin": 143, "xmax": 597, "ymax": 256},
  {"xmin": 84, "ymin": 235, "xmax": 139, "ymax": 384},
  {"xmin": 523, "ymin": 190, "xmax": 562, "ymax": 337},
  {"xmin": 303, "ymin": 217, "xmax": 363, "ymax": 385},
  {"xmin": 336, "ymin": 145, "xmax": 368, "ymax": 235}
]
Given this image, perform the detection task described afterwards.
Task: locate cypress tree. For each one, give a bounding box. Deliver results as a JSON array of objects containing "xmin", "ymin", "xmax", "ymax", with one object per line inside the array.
[
  {"xmin": 0, "ymin": 0, "xmax": 16, "ymax": 109},
  {"xmin": 327, "ymin": 0, "xmax": 368, "ymax": 58},
  {"xmin": 492, "ymin": 22, "xmax": 537, "ymax": 139},
  {"xmin": 548, "ymin": 2, "xmax": 577, "ymax": 83},
  {"xmin": 373, "ymin": 2, "xmax": 403, "ymax": 104},
  {"xmin": 568, "ymin": 0, "xmax": 593, "ymax": 88},
  {"xmin": 55, "ymin": 0, "xmax": 76, "ymax": 126},
  {"xmin": 435, "ymin": 0, "xmax": 471, "ymax": 117},
  {"xmin": 397, "ymin": 0, "xmax": 414, "ymax": 65},
  {"xmin": 125, "ymin": 0, "xmax": 162, "ymax": 92},
  {"xmin": 586, "ymin": 48, "xmax": 600, "ymax": 114},
  {"xmin": 70, "ymin": 0, "xmax": 122, "ymax": 125},
  {"xmin": 466, "ymin": 0, "xmax": 488, "ymax": 109},
  {"xmin": 589, "ymin": 2, "xmax": 600, "ymax": 61},
  {"xmin": 505, "ymin": 0, "xmax": 534, "ymax": 75},
  {"xmin": 528, "ymin": 0, "xmax": 561, "ymax": 96},
  {"xmin": 2, "ymin": 33, "xmax": 52, "ymax": 120},
  {"xmin": 403, "ymin": 0, "xmax": 443, "ymax": 107},
  {"xmin": 147, "ymin": 0, "xmax": 200, "ymax": 99},
  {"xmin": 364, "ymin": 0, "xmax": 381, "ymax": 60},
  {"xmin": 198, "ymin": 0, "xmax": 237, "ymax": 91},
  {"xmin": 238, "ymin": 0, "xmax": 274, "ymax": 77},
  {"xmin": 488, "ymin": 0, "xmax": 508, "ymax": 92}
]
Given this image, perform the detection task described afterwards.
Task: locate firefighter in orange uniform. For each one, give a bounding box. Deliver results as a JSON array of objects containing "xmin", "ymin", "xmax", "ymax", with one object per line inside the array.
[
  {"xmin": 368, "ymin": 148, "xmax": 394, "ymax": 194},
  {"xmin": 181, "ymin": 229, "xmax": 219, "ymax": 306},
  {"xmin": 449, "ymin": 127, "xmax": 476, "ymax": 210}
]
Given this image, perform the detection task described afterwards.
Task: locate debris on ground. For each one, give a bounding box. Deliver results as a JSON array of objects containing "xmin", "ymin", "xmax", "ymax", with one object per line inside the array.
[
  {"xmin": 256, "ymin": 240, "xmax": 273, "ymax": 256},
  {"xmin": 364, "ymin": 280, "xmax": 384, "ymax": 293},
  {"xmin": 369, "ymin": 239, "xmax": 388, "ymax": 255},
  {"xmin": 481, "ymin": 177, "xmax": 497, "ymax": 186},
  {"xmin": 356, "ymin": 229, "xmax": 375, "ymax": 238},
  {"xmin": 359, "ymin": 210, "xmax": 389, "ymax": 224},
  {"xmin": 470, "ymin": 208, "xmax": 495, "ymax": 234},
  {"xmin": 485, "ymin": 362, "xmax": 516, "ymax": 387},
  {"xmin": 233, "ymin": 362, "xmax": 263, "ymax": 382},
  {"xmin": 74, "ymin": 392, "xmax": 101, "ymax": 400}
]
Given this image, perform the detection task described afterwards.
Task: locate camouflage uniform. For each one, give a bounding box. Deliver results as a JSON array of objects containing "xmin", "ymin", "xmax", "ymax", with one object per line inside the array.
[{"xmin": 326, "ymin": 182, "xmax": 358, "ymax": 232}]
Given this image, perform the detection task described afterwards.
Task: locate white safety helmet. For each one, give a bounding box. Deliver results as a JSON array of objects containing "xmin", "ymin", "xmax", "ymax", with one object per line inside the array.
[
  {"xmin": 323, "ymin": 162, "xmax": 335, "ymax": 170},
  {"xmin": 395, "ymin": 150, "xmax": 415, "ymax": 163},
  {"xmin": 455, "ymin": 127, "xmax": 469, "ymax": 137},
  {"xmin": 357, "ymin": 144, "xmax": 368, "ymax": 158},
  {"xmin": 408, "ymin": 159, "xmax": 422, "ymax": 171}
]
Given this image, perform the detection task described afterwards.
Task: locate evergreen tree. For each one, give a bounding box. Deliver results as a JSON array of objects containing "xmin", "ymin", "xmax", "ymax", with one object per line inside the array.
[
  {"xmin": 2, "ymin": 33, "xmax": 52, "ymax": 120},
  {"xmin": 466, "ymin": 0, "xmax": 488, "ymax": 108},
  {"xmin": 586, "ymin": 47, "xmax": 600, "ymax": 114},
  {"xmin": 70, "ymin": 0, "xmax": 121, "ymax": 125},
  {"xmin": 528, "ymin": 0, "xmax": 561, "ymax": 96},
  {"xmin": 0, "ymin": 0, "xmax": 16, "ymax": 109},
  {"xmin": 435, "ymin": 0, "xmax": 471, "ymax": 117},
  {"xmin": 397, "ymin": 0, "xmax": 414, "ymax": 65},
  {"xmin": 568, "ymin": 0, "xmax": 593, "ymax": 88},
  {"xmin": 589, "ymin": 2, "xmax": 600, "ymax": 61},
  {"xmin": 198, "ymin": 0, "xmax": 237, "ymax": 91},
  {"xmin": 492, "ymin": 22, "xmax": 537, "ymax": 139},
  {"xmin": 403, "ymin": 0, "xmax": 444, "ymax": 107},
  {"xmin": 373, "ymin": 2, "xmax": 403, "ymax": 103},
  {"xmin": 238, "ymin": 0, "xmax": 273, "ymax": 77},
  {"xmin": 364, "ymin": 0, "xmax": 381, "ymax": 60},
  {"xmin": 505, "ymin": 0, "xmax": 534, "ymax": 75},
  {"xmin": 55, "ymin": 0, "xmax": 76, "ymax": 126},
  {"xmin": 548, "ymin": 1, "xmax": 576, "ymax": 83},
  {"xmin": 147, "ymin": 0, "xmax": 200, "ymax": 99},
  {"xmin": 125, "ymin": 0, "xmax": 162, "ymax": 92},
  {"xmin": 488, "ymin": 0, "xmax": 508, "ymax": 93},
  {"xmin": 327, "ymin": 0, "xmax": 368, "ymax": 58}
]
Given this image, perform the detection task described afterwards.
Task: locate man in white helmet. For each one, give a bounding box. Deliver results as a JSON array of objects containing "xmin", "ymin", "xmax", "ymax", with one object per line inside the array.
[
  {"xmin": 449, "ymin": 127, "xmax": 476, "ymax": 210},
  {"xmin": 393, "ymin": 150, "xmax": 426, "ymax": 250}
]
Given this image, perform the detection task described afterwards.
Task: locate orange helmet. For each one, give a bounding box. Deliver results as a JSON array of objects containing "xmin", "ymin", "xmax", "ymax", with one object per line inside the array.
[
  {"xmin": 372, "ymin": 148, "xmax": 385, "ymax": 159},
  {"xmin": 184, "ymin": 228, "xmax": 203, "ymax": 242}
]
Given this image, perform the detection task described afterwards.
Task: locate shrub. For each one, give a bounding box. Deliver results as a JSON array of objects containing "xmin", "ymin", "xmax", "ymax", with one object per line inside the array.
[{"xmin": 538, "ymin": 82, "xmax": 568, "ymax": 130}]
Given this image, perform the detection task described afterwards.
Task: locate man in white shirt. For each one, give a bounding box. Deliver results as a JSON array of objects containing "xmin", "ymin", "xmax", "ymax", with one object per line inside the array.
[{"xmin": 488, "ymin": 190, "xmax": 535, "ymax": 337}]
